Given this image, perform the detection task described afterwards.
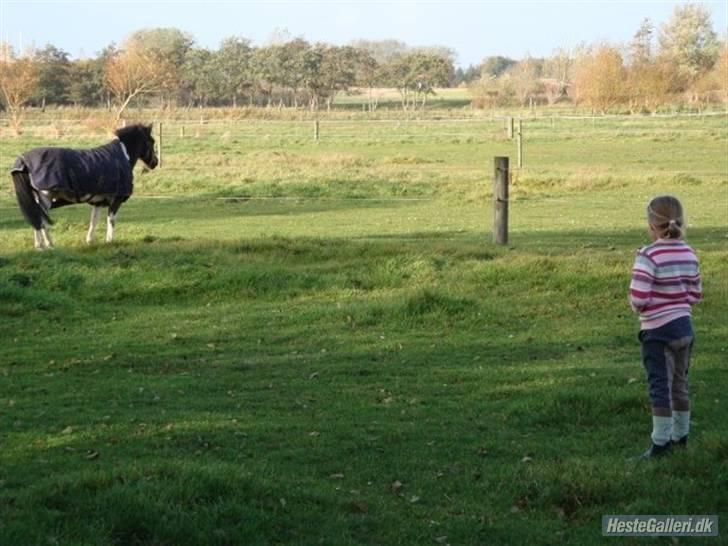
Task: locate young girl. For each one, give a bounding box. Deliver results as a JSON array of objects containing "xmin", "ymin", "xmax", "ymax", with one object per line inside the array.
[{"xmin": 629, "ymin": 195, "xmax": 702, "ymax": 459}]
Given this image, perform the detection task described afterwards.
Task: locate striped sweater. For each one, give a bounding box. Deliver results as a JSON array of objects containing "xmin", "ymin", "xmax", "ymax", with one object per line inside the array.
[{"xmin": 629, "ymin": 239, "xmax": 702, "ymax": 330}]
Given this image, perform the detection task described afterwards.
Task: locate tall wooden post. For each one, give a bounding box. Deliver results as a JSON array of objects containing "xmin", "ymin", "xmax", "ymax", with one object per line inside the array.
[
  {"xmin": 507, "ymin": 116, "xmax": 514, "ymax": 139},
  {"xmin": 314, "ymin": 119, "xmax": 320, "ymax": 142},
  {"xmin": 493, "ymin": 156, "xmax": 509, "ymax": 245},
  {"xmin": 157, "ymin": 122, "xmax": 163, "ymax": 168},
  {"xmin": 516, "ymin": 119, "xmax": 523, "ymax": 168}
]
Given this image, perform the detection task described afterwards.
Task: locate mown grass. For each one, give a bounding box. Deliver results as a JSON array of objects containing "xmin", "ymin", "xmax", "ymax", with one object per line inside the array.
[{"xmin": 0, "ymin": 113, "xmax": 726, "ymax": 545}]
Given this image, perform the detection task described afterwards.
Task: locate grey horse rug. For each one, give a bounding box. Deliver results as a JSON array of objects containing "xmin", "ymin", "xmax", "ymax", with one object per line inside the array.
[{"xmin": 12, "ymin": 139, "xmax": 133, "ymax": 198}]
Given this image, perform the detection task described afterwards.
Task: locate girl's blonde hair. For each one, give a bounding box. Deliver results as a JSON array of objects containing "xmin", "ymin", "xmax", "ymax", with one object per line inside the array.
[{"xmin": 647, "ymin": 195, "xmax": 685, "ymax": 239}]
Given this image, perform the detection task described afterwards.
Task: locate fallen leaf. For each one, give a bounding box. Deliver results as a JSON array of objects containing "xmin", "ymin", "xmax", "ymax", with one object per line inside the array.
[
  {"xmin": 85, "ymin": 450, "xmax": 99, "ymax": 460},
  {"xmin": 329, "ymin": 473, "xmax": 345, "ymax": 480},
  {"xmin": 391, "ymin": 480, "xmax": 404, "ymax": 494},
  {"xmin": 434, "ymin": 536, "xmax": 448, "ymax": 544},
  {"xmin": 61, "ymin": 426, "xmax": 73, "ymax": 435},
  {"xmin": 521, "ymin": 456, "xmax": 533, "ymax": 464}
]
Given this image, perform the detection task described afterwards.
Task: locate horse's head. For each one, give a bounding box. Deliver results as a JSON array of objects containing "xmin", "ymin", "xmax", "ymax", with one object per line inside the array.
[{"xmin": 115, "ymin": 124, "xmax": 159, "ymax": 170}]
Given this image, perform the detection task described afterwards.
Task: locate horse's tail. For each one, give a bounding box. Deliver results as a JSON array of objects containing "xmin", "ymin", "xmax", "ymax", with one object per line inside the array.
[{"xmin": 11, "ymin": 168, "xmax": 52, "ymax": 230}]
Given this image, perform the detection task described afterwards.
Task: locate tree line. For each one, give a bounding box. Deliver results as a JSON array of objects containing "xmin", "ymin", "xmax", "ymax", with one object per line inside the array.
[
  {"xmin": 0, "ymin": 31, "xmax": 455, "ymax": 128},
  {"xmin": 0, "ymin": 2, "xmax": 725, "ymax": 133},
  {"xmin": 470, "ymin": 4, "xmax": 726, "ymax": 113}
]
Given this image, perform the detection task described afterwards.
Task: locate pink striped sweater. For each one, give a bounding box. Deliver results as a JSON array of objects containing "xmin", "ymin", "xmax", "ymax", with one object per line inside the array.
[{"xmin": 629, "ymin": 239, "xmax": 702, "ymax": 330}]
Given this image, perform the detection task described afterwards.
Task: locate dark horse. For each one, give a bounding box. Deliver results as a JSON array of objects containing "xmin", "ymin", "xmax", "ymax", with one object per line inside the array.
[{"xmin": 11, "ymin": 124, "xmax": 158, "ymax": 249}]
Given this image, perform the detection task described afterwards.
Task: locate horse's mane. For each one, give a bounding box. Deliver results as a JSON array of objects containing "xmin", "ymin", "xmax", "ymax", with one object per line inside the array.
[{"xmin": 115, "ymin": 124, "xmax": 152, "ymax": 141}]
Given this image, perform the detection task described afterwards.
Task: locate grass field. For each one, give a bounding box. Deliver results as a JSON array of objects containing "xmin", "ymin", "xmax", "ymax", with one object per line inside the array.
[{"xmin": 0, "ymin": 110, "xmax": 726, "ymax": 545}]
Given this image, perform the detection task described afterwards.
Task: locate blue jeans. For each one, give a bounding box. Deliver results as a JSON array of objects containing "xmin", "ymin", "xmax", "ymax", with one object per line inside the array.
[{"xmin": 639, "ymin": 317, "xmax": 694, "ymax": 410}]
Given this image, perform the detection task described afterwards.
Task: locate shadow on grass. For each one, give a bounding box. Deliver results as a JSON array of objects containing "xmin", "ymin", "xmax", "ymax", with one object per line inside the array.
[{"xmin": 0, "ymin": 194, "xmax": 424, "ymax": 235}]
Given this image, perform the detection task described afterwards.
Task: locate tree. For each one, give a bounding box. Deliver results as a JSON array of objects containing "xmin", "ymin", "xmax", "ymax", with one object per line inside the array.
[
  {"xmin": 67, "ymin": 58, "xmax": 106, "ymax": 106},
  {"xmin": 349, "ymin": 39, "xmax": 408, "ymax": 65},
  {"xmin": 318, "ymin": 45, "xmax": 360, "ymax": 110},
  {"xmin": 453, "ymin": 64, "xmax": 481, "ymax": 86},
  {"xmin": 33, "ymin": 44, "xmax": 71, "ymax": 107},
  {"xmin": 125, "ymin": 28, "xmax": 194, "ymax": 106},
  {"xmin": 126, "ymin": 28, "xmax": 194, "ymax": 70},
  {"xmin": 105, "ymin": 38, "xmax": 177, "ymax": 121},
  {"xmin": 250, "ymin": 46, "xmax": 277, "ymax": 107},
  {"xmin": 180, "ymin": 47, "xmax": 221, "ymax": 106},
  {"xmin": 626, "ymin": 59, "xmax": 677, "ymax": 113},
  {"xmin": 277, "ymin": 38, "xmax": 310, "ymax": 107},
  {"xmin": 572, "ymin": 45, "xmax": 626, "ymax": 112},
  {"xmin": 689, "ymin": 42, "xmax": 728, "ymax": 105},
  {"xmin": 0, "ymin": 43, "xmax": 39, "ymax": 134},
  {"xmin": 542, "ymin": 48, "xmax": 574, "ymax": 104},
  {"xmin": 658, "ymin": 4, "xmax": 719, "ymax": 86},
  {"xmin": 353, "ymin": 49, "xmax": 381, "ymax": 111},
  {"xmin": 626, "ymin": 20, "xmax": 676, "ymax": 112},
  {"xmin": 300, "ymin": 44, "xmax": 325, "ymax": 110},
  {"xmin": 629, "ymin": 18, "xmax": 654, "ymax": 67},
  {"xmin": 505, "ymin": 56, "xmax": 543, "ymax": 106},
  {"xmin": 384, "ymin": 52, "xmax": 453, "ymax": 110},
  {"xmin": 469, "ymin": 74, "xmax": 515, "ymax": 109},
  {"xmin": 215, "ymin": 37, "xmax": 253, "ymax": 107},
  {"xmin": 480, "ymin": 56, "xmax": 517, "ymax": 78}
]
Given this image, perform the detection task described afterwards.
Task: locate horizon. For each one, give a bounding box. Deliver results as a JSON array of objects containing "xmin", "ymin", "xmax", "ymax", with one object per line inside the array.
[{"xmin": 0, "ymin": 1, "xmax": 726, "ymax": 68}]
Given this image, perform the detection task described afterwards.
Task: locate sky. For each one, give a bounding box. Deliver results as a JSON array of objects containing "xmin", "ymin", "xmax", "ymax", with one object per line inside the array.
[{"xmin": 0, "ymin": 0, "xmax": 726, "ymax": 67}]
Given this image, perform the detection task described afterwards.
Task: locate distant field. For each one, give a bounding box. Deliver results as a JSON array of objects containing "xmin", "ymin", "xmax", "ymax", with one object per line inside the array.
[
  {"xmin": 0, "ymin": 111, "xmax": 726, "ymax": 545},
  {"xmin": 334, "ymin": 87, "xmax": 473, "ymax": 107}
]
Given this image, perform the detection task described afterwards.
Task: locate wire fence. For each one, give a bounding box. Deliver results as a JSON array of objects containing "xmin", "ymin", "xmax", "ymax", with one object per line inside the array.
[{"xmin": 1, "ymin": 112, "xmax": 725, "ymax": 208}]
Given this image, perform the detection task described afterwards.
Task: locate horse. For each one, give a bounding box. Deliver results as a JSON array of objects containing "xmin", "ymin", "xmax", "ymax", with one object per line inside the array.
[{"xmin": 10, "ymin": 124, "xmax": 158, "ymax": 249}]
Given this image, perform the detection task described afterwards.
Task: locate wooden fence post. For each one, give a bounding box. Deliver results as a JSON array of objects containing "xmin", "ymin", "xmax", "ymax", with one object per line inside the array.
[
  {"xmin": 516, "ymin": 119, "xmax": 523, "ymax": 168},
  {"xmin": 507, "ymin": 116, "xmax": 514, "ymax": 139},
  {"xmin": 314, "ymin": 119, "xmax": 320, "ymax": 142},
  {"xmin": 493, "ymin": 156, "xmax": 509, "ymax": 245},
  {"xmin": 157, "ymin": 122, "xmax": 163, "ymax": 168}
]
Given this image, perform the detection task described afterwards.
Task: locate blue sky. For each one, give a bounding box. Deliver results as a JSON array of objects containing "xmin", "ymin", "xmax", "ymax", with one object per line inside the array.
[{"xmin": 0, "ymin": 1, "xmax": 725, "ymax": 67}]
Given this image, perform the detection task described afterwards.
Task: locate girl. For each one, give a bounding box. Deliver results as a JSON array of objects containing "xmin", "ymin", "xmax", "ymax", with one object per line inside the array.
[{"xmin": 629, "ymin": 195, "xmax": 702, "ymax": 459}]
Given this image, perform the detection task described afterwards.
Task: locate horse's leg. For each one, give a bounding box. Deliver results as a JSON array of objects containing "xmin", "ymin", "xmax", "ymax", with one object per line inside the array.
[
  {"xmin": 86, "ymin": 206, "xmax": 102, "ymax": 244},
  {"xmin": 40, "ymin": 221, "xmax": 54, "ymax": 248},
  {"xmin": 34, "ymin": 229, "xmax": 45, "ymax": 250},
  {"xmin": 106, "ymin": 199, "xmax": 123, "ymax": 243}
]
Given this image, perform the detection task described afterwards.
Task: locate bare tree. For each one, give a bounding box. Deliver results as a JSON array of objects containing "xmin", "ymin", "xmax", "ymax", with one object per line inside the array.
[
  {"xmin": 506, "ymin": 57, "xmax": 543, "ymax": 106},
  {"xmin": 542, "ymin": 48, "xmax": 574, "ymax": 104},
  {"xmin": 105, "ymin": 40, "xmax": 176, "ymax": 122},
  {"xmin": 0, "ymin": 43, "xmax": 39, "ymax": 135}
]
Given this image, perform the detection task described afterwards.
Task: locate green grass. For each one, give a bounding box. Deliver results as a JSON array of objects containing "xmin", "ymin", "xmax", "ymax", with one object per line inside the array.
[{"xmin": 0, "ymin": 112, "xmax": 727, "ymax": 545}]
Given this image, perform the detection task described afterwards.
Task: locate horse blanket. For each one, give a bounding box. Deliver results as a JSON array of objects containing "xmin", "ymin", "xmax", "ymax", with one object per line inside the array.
[{"xmin": 12, "ymin": 139, "xmax": 133, "ymax": 198}]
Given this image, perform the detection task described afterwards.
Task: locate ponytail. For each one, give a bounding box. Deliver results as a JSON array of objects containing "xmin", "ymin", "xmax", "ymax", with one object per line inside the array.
[{"xmin": 665, "ymin": 218, "xmax": 683, "ymax": 239}]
